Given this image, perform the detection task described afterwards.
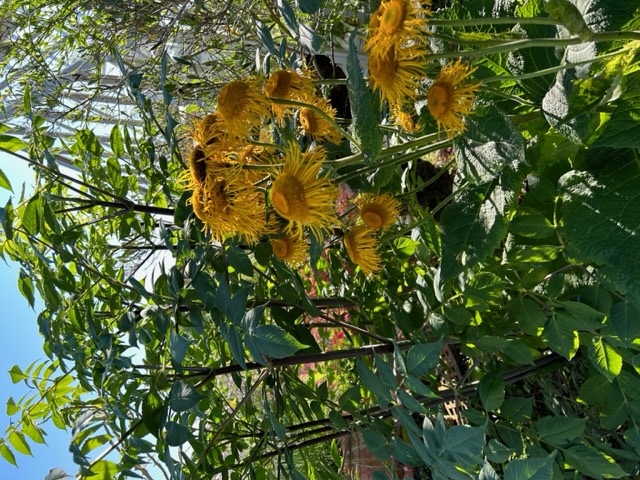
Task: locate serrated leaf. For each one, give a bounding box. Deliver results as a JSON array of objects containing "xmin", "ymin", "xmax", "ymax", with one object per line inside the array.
[
  {"xmin": 356, "ymin": 358, "xmax": 391, "ymax": 404},
  {"xmin": 442, "ymin": 424, "xmax": 485, "ymax": 466},
  {"xmin": 109, "ymin": 125, "xmax": 124, "ymax": 157},
  {"xmin": 509, "ymin": 213, "xmax": 555, "ymax": 239},
  {"xmin": 0, "ymin": 439, "xmax": 16, "ymax": 466},
  {"xmin": 406, "ymin": 339, "xmax": 442, "ymax": 377},
  {"xmin": 560, "ymin": 157, "xmax": 640, "ymax": 303},
  {"xmin": 142, "ymin": 388, "xmax": 164, "ymax": 437},
  {"xmin": 8, "ymin": 431, "xmax": 32, "ymax": 456},
  {"xmin": 542, "ymin": 314, "xmax": 579, "ymax": 359},
  {"xmin": 9, "ymin": 365, "xmax": 26, "ymax": 384},
  {"xmin": 610, "ymin": 302, "xmax": 640, "ymax": 345},
  {"xmin": 588, "ymin": 336, "xmax": 622, "ymax": 382},
  {"xmin": 479, "ymin": 370, "xmax": 505, "ymax": 411},
  {"xmin": 346, "ymin": 29, "xmax": 381, "ymax": 162},
  {"xmin": 88, "ymin": 459, "xmax": 119, "ymax": 479},
  {"xmin": 0, "ymin": 167, "xmax": 13, "ymax": 192},
  {"xmin": 299, "ymin": 23, "xmax": 323, "ymax": 54},
  {"xmin": 277, "ymin": 0, "xmax": 298, "ymax": 33},
  {"xmin": 454, "ymin": 106, "xmax": 527, "ymax": 185},
  {"xmin": 170, "ymin": 381, "xmax": 206, "ymax": 412},
  {"xmin": 252, "ymin": 324, "xmax": 306, "ymax": 359},
  {"xmin": 563, "ymin": 444, "xmax": 627, "ymax": 478},
  {"xmin": 536, "ymin": 416, "xmax": 585, "ymax": 445},
  {"xmin": 504, "ymin": 453, "xmax": 555, "ymax": 480},
  {"xmin": 593, "ymin": 76, "xmax": 640, "ymax": 148},
  {"xmin": 165, "ymin": 421, "xmax": 191, "ymax": 446},
  {"xmin": 22, "ymin": 195, "xmax": 42, "ymax": 236},
  {"xmin": 441, "ymin": 109, "xmax": 527, "ymax": 282},
  {"xmin": 170, "ymin": 331, "xmax": 191, "ymax": 367},
  {"xmin": 0, "ymin": 134, "xmax": 28, "ymax": 152}
]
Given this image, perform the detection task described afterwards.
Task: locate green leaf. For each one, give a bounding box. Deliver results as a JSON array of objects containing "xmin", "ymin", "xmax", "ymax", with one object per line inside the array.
[
  {"xmin": 588, "ymin": 336, "xmax": 622, "ymax": 382},
  {"xmin": 504, "ymin": 452, "xmax": 556, "ymax": 480},
  {"xmin": 9, "ymin": 365, "xmax": 26, "ymax": 384},
  {"xmin": 252, "ymin": 325, "xmax": 306, "ymax": 359},
  {"xmin": 8, "ymin": 431, "xmax": 32, "ymax": 456},
  {"xmin": 0, "ymin": 134, "xmax": 28, "ymax": 152},
  {"xmin": 542, "ymin": 314, "xmax": 579, "ymax": 360},
  {"xmin": 297, "ymin": 0, "xmax": 322, "ymax": 14},
  {"xmin": 560, "ymin": 162, "xmax": 640, "ymax": 303},
  {"xmin": 165, "ymin": 421, "xmax": 192, "ymax": 446},
  {"xmin": 226, "ymin": 245, "xmax": 253, "ymax": 276},
  {"xmin": 610, "ymin": 302, "xmax": 640, "ymax": 345},
  {"xmin": 6, "ymin": 397, "xmax": 18, "ymax": 416},
  {"xmin": 486, "ymin": 439, "xmax": 513, "ymax": 463},
  {"xmin": 142, "ymin": 388, "xmax": 164, "ymax": 437},
  {"xmin": 109, "ymin": 125, "xmax": 124, "ymax": 157},
  {"xmin": 406, "ymin": 339, "xmax": 442, "ymax": 377},
  {"xmin": 170, "ymin": 381, "xmax": 205, "ymax": 412},
  {"xmin": 23, "ymin": 417, "xmax": 46, "ymax": 444},
  {"xmin": 441, "ymin": 109, "xmax": 527, "ymax": 281},
  {"xmin": 536, "ymin": 416, "xmax": 585, "ymax": 445},
  {"xmin": 509, "ymin": 213, "xmax": 555, "ymax": 239},
  {"xmin": 299, "ymin": 23, "xmax": 323, "ymax": 54},
  {"xmin": 479, "ymin": 370, "xmax": 505, "ymax": 411},
  {"xmin": 75, "ymin": 129, "xmax": 104, "ymax": 157},
  {"xmin": 0, "ymin": 167, "xmax": 13, "ymax": 192},
  {"xmin": 277, "ymin": 0, "xmax": 298, "ymax": 33},
  {"xmin": 563, "ymin": 444, "xmax": 627, "ymax": 478},
  {"xmin": 442, "ymin": 424, "xmax": 485, "ymax": 466},
  {"xmin": 454, "ymin": 106, "xmax": 527, "ymax": 185},
  {"xmin": 17, "ymin": 271, "xmax": 35, "ymax": 308},
  {"xmin": 501, "ymin": 397, "xmax": 532, "ymax": 423},
  {"xmin": 170, "ymin": 331, "xmax": 192, "ymax": 367},
  {"xmin": 356, "ymin": 358, "xmax": 391, "ymax": 405},
  {"xmin": 0, "ymin": 198, "xmax": 14, "ymax": 240},
  {"xmin": 88, "ymin": 460, "xmax": 119, "ymax": 479},
  {"xmin": 0, "ymin": 439, "xmax": 16, "ymax": 466},
  {"xmin": 593, "ymin": 76, "xmax": 640, "ymax": 148},
  {"xmin": 22, "ymin": 194, "xmax": 42, "ymax": 236},
  {"xmin": 347, "ymin": 29, "xmax": 381, "ymax": 163},
  {"xmin": 45, "ymin": 467, "xmax": 71, "ymax": 480}
]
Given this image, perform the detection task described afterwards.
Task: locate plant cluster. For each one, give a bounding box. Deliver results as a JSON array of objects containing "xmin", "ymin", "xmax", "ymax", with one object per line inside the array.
[{"xmin": 0, "ymin": 0, "xmax": 640, "ymax": 479}]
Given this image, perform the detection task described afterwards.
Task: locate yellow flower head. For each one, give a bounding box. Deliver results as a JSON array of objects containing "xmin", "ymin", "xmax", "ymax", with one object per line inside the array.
[
  {"xmin": 368, "ymin": 44, "xmax": 428, "ymax": 109},
  {"xmin": 299, "ymin": 99, "xmax": 342, "ymax": 145},
  {"xmin": 183, "ymin": 144, "xmax": 208, "ymax": 189},
  {"xmin": 271, "ymin": 233, "xmax": 309, "ymax": 266},
  {"xmin": 191, "ymin": 113, "xmax": 241, "ymax": 155},
  {"xmin": 191, "ymin": 168, "xmax": 267, "ymax": 244},
  {"xmin": 357, "ymin": 193, "xmax": 401, "ymax": 229},
  {"xmin": 344, "ymin": 225, "xmax": 382, "ymax": 275},
  {"xmin": 269, "ymin": 143, "xmax": 336, "ymax": 239},
  {"xmin": 217, "ymin": 79, "xmax": 270, "ymax": 138},
  {"xmin": 367, "ymin": 0, "xmax": 431, "ymax": 57},
  {"xmin": 427, "ymin": 60, "xmax": 480, "ymax": 137},
  {"xmin": 265, "ymin": 69, "xmax": 316, "ymax": 123}
]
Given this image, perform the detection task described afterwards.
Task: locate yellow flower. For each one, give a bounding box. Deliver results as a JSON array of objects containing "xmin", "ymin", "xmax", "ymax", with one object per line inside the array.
[
  {"xmin": 299, "ymin": 99, "xmax": 342, "ymax": 145},
  {"xmin": 271, "ymin": 233, "xmax": 309, "ymax": 266},
  {"xmin": 357, "ymin": 193, "xmax": 401, "ymax": 229},
  {"xmin": 344, "ymin": 226, "xmax": 381, "ymax": 275},
  {"xmin": 265, "ymin": 69, "xmax": 316, "ymax": 123},
  {"xmin": 182, "ymin": 144, "xmax": 208, "ymax": 189},
  {"xmin": 366, "ymin": 0, "xmax": 431, "ymax": 58},
  {"xmin": 368, "ymin": 44, "xmax": 428, "ymax": 109},
  {"xmin": 191, "ymin": 168, "xmax": 267, "ymax": 244},
  {"xmin": 269, "ymin": 143, "xmax": 336, "ymax": 240},
  {"xmin": 427, "ymin": 59, "xmax": 480, "ymax": 137},
  {"xmin": 191, "ymin": 113, "xmax": 241, "ymax": 155},
  {"xmin": 217, "ymin": 79, "xmax": 270, "ymax": 138}
]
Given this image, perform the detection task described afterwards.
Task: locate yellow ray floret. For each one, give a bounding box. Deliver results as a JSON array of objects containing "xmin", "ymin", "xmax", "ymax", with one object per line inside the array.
[
  {"xmin": 269, "ymin": 143, "xmax": 336, "ymax": 240},
  {"xmin": 357, "ymin": 193, "xmax": 401, "ymax": 229},
  {"xmin": 299, "ymin": 98, "xmax": 342, "ymax": 145},
  {"xmin": 265, "ymin": 69, "xmax": 316, "ymax": 123},
  {"xmin": 271, "ymin": 233, "xmax": 309, "ymax": 266},
  {"xmin": 366, "ymin": 0, "xmax": 431, "ymax": 58},
  {"xmin": 427, "ymin": 59, "xmax": 480, "ymax": 137},
  {"xmin": 344, "ymin": 225, "xmax": 382, "ymax": 275},
  {"xmin": 217, "ymin": 79, "xmax": 270, "ymax": 138},
  {"xmin": 368, "ymin": 44, "xmax": 428, "ymax": 109},
  {"xmin": 189, "ymin": 167, "xmax": 267, "ymax": 244}
]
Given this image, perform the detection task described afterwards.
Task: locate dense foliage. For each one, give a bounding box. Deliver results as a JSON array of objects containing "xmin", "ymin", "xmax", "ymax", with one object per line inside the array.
[{"xmin": 1, "ymin": 0, "xmax": 640, "ymax": 479}]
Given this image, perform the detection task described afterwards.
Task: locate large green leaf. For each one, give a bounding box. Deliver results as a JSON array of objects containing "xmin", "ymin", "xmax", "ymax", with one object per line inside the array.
[
  {"xmin": 479, "ymin": 370, "xmax": 505, "ymax": 411},
  {"xmin": 559, "ymin": 161, "xmax": 640, "ymax": 302},
  {"xmin": 588, "ymin": 336, "xmax": 622, "ymax": 382},
  {"xmin": 250, "ymin": 324, "xmax": 307, "ymax": 359},
  {"xmin": 563, "ymin": 444, "xmax": 627, "ymax": 478},
  {"xmin": 592, "ymin": 76, "xmax": 640, "ymax": 148},
  {"xmin": 504, "ymin": 452, "xmax": 556, "ymax": 480},
  {"xmin": 346, "ymin": 29, "xmax": 381, "ymax": 163},
  {"xmin": 535, "ymin": 416, "xmax": 585, "ymax": 445},
  {"xmin": 542, "ymin": 313, "xmax": 579, "ymax": 359},
  {"xmin": 406, "ymin": 339, "xmax": 442, "ymax": 377}
]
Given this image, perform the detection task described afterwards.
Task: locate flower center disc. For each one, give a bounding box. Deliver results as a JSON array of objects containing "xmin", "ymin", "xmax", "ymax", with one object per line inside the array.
[
  {"xmin": 189, "ymin": 145, "xmax": 207, "ymax": 184},
  {"xmin": 219, "ymin": 81, "xmax": 248, "ymax": 118},
  {"xmin": 362, "ymin": 209, "xmax": 384, "ymax": 228},
  {"xmin": 379, "ymin": 0, "xmax": 406, "ymax": 35},
  {"xmin": 427, "ymin": 83, "xmax": 452, "ymax": 119},
  {"xmin": 299, "ymin": 108, "xmax": 318, "ymax": 133},
  {"xmin": 266, "ymin": 71, "xmax": 292, "ymax": 99},
  {"xmin": 344, "ymin": 231, "xmax": 359, "ymax": 263},
  {"xmin": 272, "ymin": 238, "xmax": 290, "ymax": 259},
  {"xmin": 271, "ymin": 174, "xmax": 308, "ymax": 219}
]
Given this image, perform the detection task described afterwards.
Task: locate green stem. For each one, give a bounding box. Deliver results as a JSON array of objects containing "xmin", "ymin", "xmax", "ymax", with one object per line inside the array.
[
  {"xmin": 428, "ymin": 17, "xmax": 564, "ymax": 27},
  {"xmin": 426, "ymin": 31, "xmax": 640, "ymax": 60}
]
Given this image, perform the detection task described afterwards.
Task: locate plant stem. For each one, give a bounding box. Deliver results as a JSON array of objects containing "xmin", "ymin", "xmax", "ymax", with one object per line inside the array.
[{"xmin": 428, "ymin": 17, "xmax": 564, "ymax": 27}]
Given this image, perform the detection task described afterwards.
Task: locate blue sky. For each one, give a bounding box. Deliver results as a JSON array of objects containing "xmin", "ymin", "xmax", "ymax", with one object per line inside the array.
[{"xmin": 0, "ymin": 152, "xmax": 77, "ymax": 479}]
